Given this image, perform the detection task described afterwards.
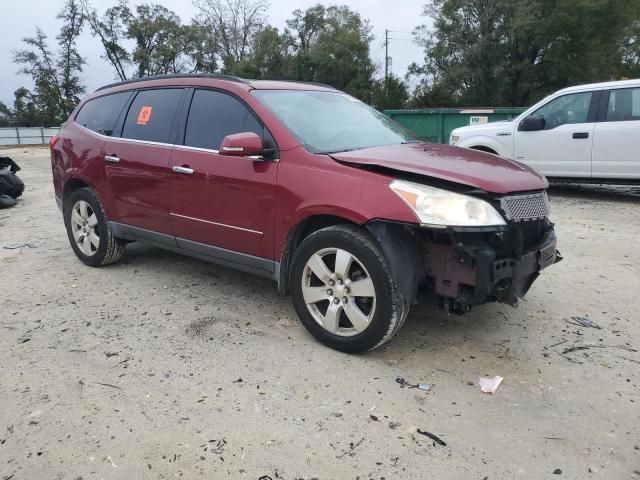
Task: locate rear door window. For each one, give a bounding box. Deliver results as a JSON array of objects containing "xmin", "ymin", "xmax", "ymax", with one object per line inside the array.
[
  {"xmin": 184, "ymin": 89, "xmax": 269, "ymax": 151},
  {"xmin": 121, "ymin": 89, "xmax": 183, "ymax": 143},
  {"xmin": 606, "ymin": 88, "xmax": 640, "ymax": 122},
  {"xmin": 75, "ymin": 91, "xmax": 131, "ymax": 136}
]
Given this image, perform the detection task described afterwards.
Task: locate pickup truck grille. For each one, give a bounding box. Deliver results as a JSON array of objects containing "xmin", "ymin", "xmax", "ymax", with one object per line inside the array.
[{"xmin": 499, "ymin": 192, "xmax": 550, "ymax": 222}]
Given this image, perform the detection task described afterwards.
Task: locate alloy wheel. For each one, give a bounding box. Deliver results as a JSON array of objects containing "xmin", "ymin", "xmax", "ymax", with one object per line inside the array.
[
  {"xmin": 70, "ymin": 200, "xmax": 100, "ymax": 256},
  {"xmin": 301, "ymin": 247, "xmax": 376, "ymax": 336}
]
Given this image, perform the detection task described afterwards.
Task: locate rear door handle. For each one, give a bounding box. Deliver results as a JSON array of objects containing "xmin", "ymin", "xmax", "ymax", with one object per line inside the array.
[
  {"xmin": 104, "ymin": 154, "xmax": 120, "ymax": 163},
  {"xmin": 172, "ymin": 166, "xmax": 194, "ymax": 175},
  {"xmin": 572, "ymin": 132, "xmax": 589, "ymax": 139}
]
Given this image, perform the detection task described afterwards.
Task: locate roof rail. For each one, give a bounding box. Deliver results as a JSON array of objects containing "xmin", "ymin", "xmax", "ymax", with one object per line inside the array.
[
  {"xmin": 266, "ymin": 79, "xmax": 337, "ymax": 90},
  {"xmin": 95, "ymin": 73, "xmax": 250, "ymax": 92}
]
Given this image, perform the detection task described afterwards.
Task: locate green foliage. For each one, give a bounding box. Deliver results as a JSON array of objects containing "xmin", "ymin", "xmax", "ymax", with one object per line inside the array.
[
  {"xmin": 11, "ymin": 0, "xmax": 85, "ymax": 126},
  {"xmin": 0, "ymin": 88, "xmax": 45, "ymax": 127},
  {"xmin": 410, "ymin": 0, "xmax": 640, "ymax": 107},
  {"xmin": 371, "ymin": 75, "xmax": 409, "ymax": 110}
]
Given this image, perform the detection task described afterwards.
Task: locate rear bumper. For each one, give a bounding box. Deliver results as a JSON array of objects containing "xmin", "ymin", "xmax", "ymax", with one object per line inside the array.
[{"xmin": 418, "ymin": 224, "xmax": 560, "ymax": 312}]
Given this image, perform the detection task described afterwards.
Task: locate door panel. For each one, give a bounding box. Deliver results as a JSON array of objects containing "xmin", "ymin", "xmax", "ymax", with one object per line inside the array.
[
  {"xmin": 592, "ymin": 88, "xmax": 640, "ymax": 179},
  {"xmin": 513, "ymin": 123, "xmax": 594, "ymax": 177},
  {"xmin": 103, "ymin": 139, "xmax": 174, "ymax": 233},
  {"xmin": 168, "ymin": 89, "xmax": 278, "ymax": 261},
  {"xmin": 104, "ymin": 88, "xmax": 183, "ymax": 234},
  {"xmin": 513, "ymin": 90, "xmax": 597, "ymax": 178},
  {"xmin": 168, "ymin": 147, "xmax": 277, "ymax": 259}
]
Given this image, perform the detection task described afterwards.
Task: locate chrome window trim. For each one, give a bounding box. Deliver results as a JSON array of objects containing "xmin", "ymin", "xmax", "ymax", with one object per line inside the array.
[
  {"xmin": 170, "ymin": 212, "xmax": 263, "ymax": 236},
  {"xmin": 75, "ymin": 122, "xmax": 174, "ymax": 148},
  {"xmin": 76, "ymin": 122, "xmax": 280, "ymax": 161}
]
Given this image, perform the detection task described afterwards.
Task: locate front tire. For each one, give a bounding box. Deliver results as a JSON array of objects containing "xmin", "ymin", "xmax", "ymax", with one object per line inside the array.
[
  {"xmin": 64, "ymin": 188, "xmax": 125, "ymax": 267},
  {"xmin": 290, "ymin": 225, "xmax": 408, "ymax": 353}
]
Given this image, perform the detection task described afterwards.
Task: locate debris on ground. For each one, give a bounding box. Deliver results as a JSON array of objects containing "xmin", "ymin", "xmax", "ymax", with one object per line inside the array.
[
  {"xmin": 395, "ymin": 377, "xmax": 419, "ymax": 388},
  {"xmin": 0, "ymin": 157, "xmax": 24, "ymax": 209},
  {"xmin": 336, "ymin": 437, "xmax": 365, "ymax": 459},
  {"xmin": 91, "ymin": 382, "xmax": 123, "ymax": 390},
  {"xmin": 396, "ymin": 377, "xmax": 433, "ymax": 392},
  {"xmin": 562, "ymin": 344, "xmax": 636, "ymax": 355},
  {"xmin": 567, "ymin": 316, "xmax": 601, "ymax": 329},
  {"xmin": 208, "ymin": 438, "xmax": 226, "ymax": 454},
  {"xmin": 368, "ymin": 405, "xmax": 379, "ymax": 421},
  {"xmin": 3, "ymin": 244, "xmax": 35, "ymax": 250},
  {"xmin": 479, "ymin": 376, "xmax": 503, "ymax": 394},
  {"xmin": 388, "ymin": 421, "xmax": 401, "ymax": 429},
  {"xmin": 416, "ymin": 429, "xmax": 447, "ymax": 446},
  {"xmin": 553, "ymin": 468, "xmax": 562, "ymax": 474}
]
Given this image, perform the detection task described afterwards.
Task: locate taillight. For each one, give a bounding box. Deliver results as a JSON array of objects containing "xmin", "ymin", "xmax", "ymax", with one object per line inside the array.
[{"xmin": 49, "ymin": 135, "xmax": 60, "ymax": 149}]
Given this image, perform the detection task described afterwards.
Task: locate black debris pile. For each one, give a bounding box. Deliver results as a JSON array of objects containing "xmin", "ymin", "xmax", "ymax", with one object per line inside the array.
[{"xmin": 0, "ymin": 157, "xmax": 25, "ymax": 209}]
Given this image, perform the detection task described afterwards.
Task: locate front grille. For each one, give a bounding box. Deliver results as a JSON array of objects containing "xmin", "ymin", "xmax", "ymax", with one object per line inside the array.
[{"xmin": 500, "ymin": 192, "xmax": 550, "ymax": 222}]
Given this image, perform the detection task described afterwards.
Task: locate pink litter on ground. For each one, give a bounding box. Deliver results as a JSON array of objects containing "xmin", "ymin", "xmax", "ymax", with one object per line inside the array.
[{"xmin": 479, "ymin": 375, "xmax": 503, "ymax": 394}]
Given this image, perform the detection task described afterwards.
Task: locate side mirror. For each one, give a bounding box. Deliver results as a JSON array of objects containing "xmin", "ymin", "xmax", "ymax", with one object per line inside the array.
[
  {"xmin": 519, "ymin": 115, "xmax": 545, "ymax": 132},
  {"xmin": 219, "ymin": 132, "xmax": 264, "ymax": 158}
]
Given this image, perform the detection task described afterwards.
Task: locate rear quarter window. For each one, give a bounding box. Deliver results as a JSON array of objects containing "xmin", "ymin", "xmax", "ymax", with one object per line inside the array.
[
  {"xmin": 74, "ymin": 91, "xmax": 131, "ymax": 136},
  {"xmin": 121, "ymin": 89, "xmax": 183, "ymax": 143}
]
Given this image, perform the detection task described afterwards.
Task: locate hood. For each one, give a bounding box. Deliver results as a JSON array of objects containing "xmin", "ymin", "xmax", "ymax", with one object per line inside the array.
[{"xmin": 330, "ymin": 143, "xmax": 547, "ymax": 194}]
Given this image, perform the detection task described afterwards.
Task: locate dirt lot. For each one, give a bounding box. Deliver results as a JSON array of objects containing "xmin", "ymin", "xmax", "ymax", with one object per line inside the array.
[{"xmin": 1, "ymin": 147, "xmax": 639, "ymax": 480}]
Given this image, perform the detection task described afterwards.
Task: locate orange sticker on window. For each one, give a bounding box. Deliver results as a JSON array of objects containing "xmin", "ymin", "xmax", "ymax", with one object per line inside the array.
[{"xmin": 136, "ymin": 106, "xmax": 153, "ymax": 125}]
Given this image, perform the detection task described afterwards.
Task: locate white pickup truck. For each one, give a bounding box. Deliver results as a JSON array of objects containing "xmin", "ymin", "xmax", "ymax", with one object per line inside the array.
[{"xmin": 449, "ymin": 79, "xmax": 640, "ymax": 182}]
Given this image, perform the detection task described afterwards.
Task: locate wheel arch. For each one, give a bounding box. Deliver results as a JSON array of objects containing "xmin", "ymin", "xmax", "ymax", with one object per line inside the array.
[
  {"xmin": 469, "ymin": 145, "xmax": 498, "ymax": 155},
  {"xmin": 457, "ymin": 136, "xmax": 507, "ymax": 157},
  {"xmin": 278, "ymin": 214, "xmax": 360, "ymax": 294},
  {"xmin": 278, "ymin": 215, "xmax": 423, "ymax": 312},
  {"xmin": 63, "ymin": 177, "xmax": 91, "ymax": 205}
]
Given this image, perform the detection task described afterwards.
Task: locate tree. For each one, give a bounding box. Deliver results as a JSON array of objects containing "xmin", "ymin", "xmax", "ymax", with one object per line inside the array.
[
  {"xmin": 127, "ymin": 4, "xmax": 192, "ymax": 77},
  {"xmin": 410, "ymin": 0, "xmax": 640, "ymax": 107},
  {"xmin": 194, "ymin": 0, "xmax": 269, "ymax": 71},
  {"xmin": 0, "ymin": 88, "xmax": 50, "ymax": 127},
  {"xmin": 371, "ymin": 74, "xmax": 409, "ymax": 110},
  {"xmin": 83, "ymin": 1, "xmax": 206, "ymax": 79},
  {"xmin": 13, "ymin": 0, "xmax": 85, "ymax": 124},
  {"xmin": 57, "ymin": 0, "xmax": 86, "ymax": 116},
  {"xmin": 81, "ymin": 0, "xmax": 132, "ymax": 81},
  {"xmin": 285, "ymin": 5, "xmax": 376, "ymax": 100}
]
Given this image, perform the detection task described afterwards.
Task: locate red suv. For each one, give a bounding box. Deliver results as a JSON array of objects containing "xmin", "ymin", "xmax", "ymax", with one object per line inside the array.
[{"xmin": 50, "ymin": 74, "xmax": 560, "ymax": 352}]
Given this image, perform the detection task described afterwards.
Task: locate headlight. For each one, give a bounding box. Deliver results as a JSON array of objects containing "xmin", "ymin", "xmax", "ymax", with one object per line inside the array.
[
  {"xmin": 389, "ymin": 179, "xmax": 506, "ymax": 227},
  {"xmin": 449, "ymin": 135, "xmax": 459, "ymax": 145}
]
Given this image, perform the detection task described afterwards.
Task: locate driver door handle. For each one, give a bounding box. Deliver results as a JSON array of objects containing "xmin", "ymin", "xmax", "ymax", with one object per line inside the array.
[
  {"xmin": 172, "ymin": 165, "xmax": 194, "ymax": 175},
  {"xmin": 104, "ymin": 154, "xmax": 120, "ymax": 163},
  {"xmin": 572, "ymin": 132, "xmax": 589, "ymax": 139}
]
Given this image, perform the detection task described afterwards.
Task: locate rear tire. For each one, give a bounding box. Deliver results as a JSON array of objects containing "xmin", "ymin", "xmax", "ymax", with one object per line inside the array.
[
  {"xmin": 64, "ymin": 188, "xmax": 125, "ymax": 267},
  {"xmin": 290, "ymin": 225, "xmax": 409, "ymax": 353}
]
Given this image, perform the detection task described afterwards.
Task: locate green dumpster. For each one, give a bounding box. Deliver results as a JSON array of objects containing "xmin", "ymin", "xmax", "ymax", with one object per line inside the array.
[{"xmin": 384, "ymin": 108, "xmax": 526, "ymax": 144}]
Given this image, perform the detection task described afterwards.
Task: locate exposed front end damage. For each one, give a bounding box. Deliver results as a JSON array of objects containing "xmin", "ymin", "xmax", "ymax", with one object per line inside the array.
[
  {"xmin": 367, "ymin": 192, "xmax": 561, "ymax": 315},
  {"xmin": 419, "ymin": 220, "xmax": 559, "ymax": 312}
]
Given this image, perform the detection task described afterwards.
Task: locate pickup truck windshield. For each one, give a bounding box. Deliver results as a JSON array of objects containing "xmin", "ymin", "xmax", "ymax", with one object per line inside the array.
[{"xmin": 252, "ymin": 90, "xmax": 420, "ymax": 154}]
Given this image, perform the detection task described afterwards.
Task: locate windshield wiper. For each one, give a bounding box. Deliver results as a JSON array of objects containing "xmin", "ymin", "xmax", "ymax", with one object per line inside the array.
[{"xmin": 321, "ymin": 147, "xmax": 360, "ymax": 155}]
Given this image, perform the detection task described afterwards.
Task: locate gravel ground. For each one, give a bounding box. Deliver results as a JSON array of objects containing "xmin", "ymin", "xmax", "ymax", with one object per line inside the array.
[{"xmin": 1, "ymin": 147, "xmax": 639, "ymax": 480}]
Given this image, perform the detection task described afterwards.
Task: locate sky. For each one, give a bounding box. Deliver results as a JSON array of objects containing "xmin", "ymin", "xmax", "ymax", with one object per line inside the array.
[{"xmin": 0, "ymin": 0, "xmax": 427, "ymax": 105}]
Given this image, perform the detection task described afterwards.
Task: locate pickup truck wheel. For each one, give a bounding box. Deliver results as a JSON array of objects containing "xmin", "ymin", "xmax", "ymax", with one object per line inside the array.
[
  {"xmin": 64, "ymin": 188, "xmax": 125, "ymax": 267},
  {"xmin": 290, "ymin": 225, "xmax": 407, "ymax": 353}
]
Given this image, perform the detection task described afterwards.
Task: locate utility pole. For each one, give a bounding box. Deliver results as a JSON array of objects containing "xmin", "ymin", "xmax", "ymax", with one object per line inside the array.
[{"xmin": 384, "ymin": 29, "xmax": 389, "ymax": 95}]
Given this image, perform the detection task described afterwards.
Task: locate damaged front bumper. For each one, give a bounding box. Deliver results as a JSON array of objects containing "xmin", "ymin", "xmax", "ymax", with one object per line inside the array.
[{"xmin": 419, "ymin": 221, "xmax": 561, "ymax": 313}]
